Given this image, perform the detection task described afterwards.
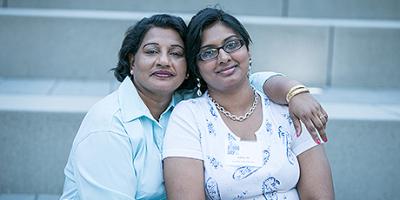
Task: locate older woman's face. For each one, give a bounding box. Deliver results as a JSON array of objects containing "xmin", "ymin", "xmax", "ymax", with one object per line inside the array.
[
  {"xmin": 197, "ymin": 22, "xmax": 250, "ymax": 92},
  {"xmin": 130, "ymin": 27, "xmax": 187, "ymax": 96}
]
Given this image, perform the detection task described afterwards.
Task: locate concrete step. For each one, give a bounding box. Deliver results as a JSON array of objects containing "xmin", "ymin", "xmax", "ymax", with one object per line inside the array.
[
  {"xmin": 0, "ymin": 194, "xmax": 59, "ymax": 200},
  {"xmin": 4, "ymin": 0, "xmax": 400, "ymax": 20},
  {"xmin": 3, "ymin": 0, "xmax": 283, "ymax": 17},
  {"xmin": 0, "ymin": 110, "xmax": 84, "ymax": 194},
  {"xmin": 287, "ymin": 0, "xmax": 400, "ymax": 20},
  {"xmin": 325, "ymin": 119, "xmax": 400, "ymax": 200},
  {"xmin": 0, "ymin": 8, "xmax": 134, "ymax": 81},
  {"xmin": 0, "ymin": 78, "xmax": 114, "ymax": 194},
  {"xmin": 0, "ymin": 78, "xmax": 399, "ymax": 199},
  {"xmin": 1, "ymin": 8, "xmax": 400, "ymax": 88}
]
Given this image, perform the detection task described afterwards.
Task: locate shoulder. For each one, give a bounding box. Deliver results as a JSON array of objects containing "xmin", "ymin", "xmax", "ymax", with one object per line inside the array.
[
  {"xmin": 167, "ymin": 95, "xmax": 211, "ymax": 133},
  {"xmin": 173, "ymin": 95, "xmax": 208, "ymax": 115},
  {"xmin": 73, "ymin": 91, "xmax": 127, "ymax": 145},
  {"xmin": 260, "ymin": 92, "xmax": 294, "ymax": 132},
  {"xmin": 259, "ymin": 91, "xmax": 289, "ymax": 117},
  {"xmin": 87, "ymin": 91, "xmax": 120, "ymax": 118},
  {"xmin": 84, "ymin": 91, "xmax": 121, "ymax": 128}
]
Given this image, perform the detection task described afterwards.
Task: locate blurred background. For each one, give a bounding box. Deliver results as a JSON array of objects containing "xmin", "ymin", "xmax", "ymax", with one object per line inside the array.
[{"xmin": 0, "ymin": 0, "xmax": 399, "ymax": 199}]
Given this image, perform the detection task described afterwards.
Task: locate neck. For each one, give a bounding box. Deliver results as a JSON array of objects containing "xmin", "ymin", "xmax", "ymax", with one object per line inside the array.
[
  {"xmin": 208, "ymin": 83, "xmax": 255, "ymax": 115},
  {"xmin": 133, "ymin": 83, "xmax": 173, "ymax": 121}
]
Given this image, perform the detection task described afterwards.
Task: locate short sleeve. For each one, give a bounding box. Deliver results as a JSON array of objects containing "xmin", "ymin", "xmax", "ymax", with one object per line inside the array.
[
  {"xmin": 249, "ymin": 71, "xmax": 284, "ymax": 93},
  {"xmin": 162, "ymin": 101, "xmax": 203, "ymax": 161},
  {"xmin": 269, "ymin": 101, "xmax": 318, "ymax": 157},
  {"xmin": 291, "ymin": 124, "xmax": 319, "ymax": 156}
]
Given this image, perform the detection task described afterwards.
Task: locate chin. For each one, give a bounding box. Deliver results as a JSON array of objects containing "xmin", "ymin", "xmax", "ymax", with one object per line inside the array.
[{"xmin": 154, "ymin": 83, "xmax": 180, "ymax": 93}]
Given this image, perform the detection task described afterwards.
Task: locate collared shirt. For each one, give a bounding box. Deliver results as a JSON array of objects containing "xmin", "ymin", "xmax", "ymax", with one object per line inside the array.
[{"xmin": 60, "ymin": 72, "xmax": 278, "ymax": 200}]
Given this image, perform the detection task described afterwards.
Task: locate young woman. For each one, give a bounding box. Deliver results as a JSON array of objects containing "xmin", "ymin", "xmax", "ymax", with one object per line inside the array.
[
  {"xmin": 163, "ymin": 8, "xmax": 334, "ymax": 200},
  {"xmin": 61, "ymin": 14, "xmax": 329, "ymax": 200}
]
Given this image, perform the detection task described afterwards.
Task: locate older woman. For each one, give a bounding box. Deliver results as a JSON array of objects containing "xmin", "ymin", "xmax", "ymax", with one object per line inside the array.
[
  {"xmin": 61, "ymin": 14, "xmax": 328, "ymax": 200},
  {"xmin": 163, "ymin": 8, "xmax": 334, "ymax": 200}
]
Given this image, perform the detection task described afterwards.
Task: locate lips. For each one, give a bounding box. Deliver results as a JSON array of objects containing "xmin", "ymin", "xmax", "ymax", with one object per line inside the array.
[
  {"xmin": 216, "ymin": 65, "xmax": 237, "ymax": 76},
  {"xmin": 151, "ymin": 70, "xmax": 175, "ymax": 78}
]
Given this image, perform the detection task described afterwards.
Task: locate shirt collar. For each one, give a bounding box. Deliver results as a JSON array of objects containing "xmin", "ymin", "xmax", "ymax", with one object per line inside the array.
[{"xmin": 118, "ymin": 77, "xmax": 177, "ymax": 123}]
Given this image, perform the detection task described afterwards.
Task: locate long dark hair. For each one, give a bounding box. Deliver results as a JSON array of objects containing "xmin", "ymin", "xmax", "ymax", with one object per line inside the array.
[{"xmin": 186, "ymin": 8, "xmax": 252, "ymax": 93}]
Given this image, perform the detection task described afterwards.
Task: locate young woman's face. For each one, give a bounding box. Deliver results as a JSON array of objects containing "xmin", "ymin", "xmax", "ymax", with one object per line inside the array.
[
  {"xmin": 130, "ymin": 27, "xmax": 187, "ymax": 96},
  {"xmin": 197, "ymin": 22, "xmax": 250, "ymax": 92}
]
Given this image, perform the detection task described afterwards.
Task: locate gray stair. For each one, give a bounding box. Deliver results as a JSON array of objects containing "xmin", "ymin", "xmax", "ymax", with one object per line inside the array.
[
  {"xmin": 0, "ymin": 194, "xmax": 59, "ymax": 200},
  {"xmin": 1, "ymin": 8, "xmax": 400, "ymax": 87},
  {"xmin": 0, "ymin": 78, "xmax": 114, "ymax": 194},
  {"xmin": 288, "ymin": 0, "xmax": 400, "ymax": 20},
  {"xmin": 326, "ymin": 119, "xmax": 400, "ymax": 200},
  {"xmin": 0, "ymin": 8, "xmax": 132, "ymax": 80},
  {"xmin": 3, "ymin": 0, "xmax": 283, "ymax": 17},
  {"xmin": 0, "ymin": 111, "xmax": 83, "ymax": 194},
  {"xmin": 4, "ymin": 0, "xmax": 400, "ymax": 19}
]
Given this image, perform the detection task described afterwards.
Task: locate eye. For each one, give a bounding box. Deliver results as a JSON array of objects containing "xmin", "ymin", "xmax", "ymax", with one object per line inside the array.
[
  {"xmin": 171, "ymin": 52, "xmax": 184, "ymax": 57},
  {"xmin": 199, "ymin": 48, "xmax": 217, "ymax": 60},
  {"xmin": 169, "ymin": 49, "xmax": 184, "ymax": 57},
  {"xmin": 146, "ymin": 50, "xmax": 157, "ymax": 54},
  {"xmin": 144, "ymin": 48, "xmax": 159, "ymax": 55},
  {"xmin": 224, "ymin": 39, "xmax": 242, "ymax": 52}
]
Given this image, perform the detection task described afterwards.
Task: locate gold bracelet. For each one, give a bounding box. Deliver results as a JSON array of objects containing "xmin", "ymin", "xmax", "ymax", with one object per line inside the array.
[
  {"xmin": 286, "ymin": 85, "xmax": 306, "ymax": 103},
  {"xmin": 286, "ymin": 87, "xmax": 310, "ymax": 103}
]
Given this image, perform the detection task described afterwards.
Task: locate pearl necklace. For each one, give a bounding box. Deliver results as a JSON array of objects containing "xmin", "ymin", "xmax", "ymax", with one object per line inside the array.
[{"xmin": 208, "ymin": 88, "xmax": 259, "ymax": 122}]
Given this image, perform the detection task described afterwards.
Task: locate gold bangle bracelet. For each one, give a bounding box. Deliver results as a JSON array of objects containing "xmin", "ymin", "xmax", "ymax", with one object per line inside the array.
[
  {"xmin": 286, "ymin": 85, "xmax": 306, "ymax": 103},
  {"xmin": 287, "ymin": 87, "xmax": 310, "ymax": 103}
]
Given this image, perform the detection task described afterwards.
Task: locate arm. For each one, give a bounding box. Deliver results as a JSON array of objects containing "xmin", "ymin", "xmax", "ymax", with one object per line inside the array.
[
  {"xmin": 164, "ymin": 157, "xmax": 206, "ymax": 200},
  {"xmin": 297, "ymin": 145, "xmax": 334, "ymax": 200},
  {"xmin": 162, "ymin": 102, "xmax": 207, "ymax": 200},
  {"xmin": 250, "ymin": 72, "xmax": 328, "ymax": 143},
  {"xmin": 72, "ymin": 132, "xmax": 136, "ymax": 200}
]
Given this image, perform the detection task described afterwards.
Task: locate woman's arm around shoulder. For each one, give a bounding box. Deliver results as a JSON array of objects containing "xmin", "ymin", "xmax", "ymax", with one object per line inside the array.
[{"xmin": 251, "ymin": 72, "xmax": 329, "ymax": 144}]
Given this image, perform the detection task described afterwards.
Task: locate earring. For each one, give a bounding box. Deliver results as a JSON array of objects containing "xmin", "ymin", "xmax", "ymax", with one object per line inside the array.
[
  {"xmin": 248, "ymin": 58, "xmax": 253, "ymax": 77},
  {"xmin": 130, "ymin": 63, "xmax": 134, "ymax": 76},
  {"xmin": 196, "ymin": 78, "xmax": 202, "ymax": 96}
]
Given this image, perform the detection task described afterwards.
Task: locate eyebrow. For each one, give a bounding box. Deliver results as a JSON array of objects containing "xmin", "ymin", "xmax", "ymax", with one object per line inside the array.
[
  {"xmin": 200, "ymin": 35, "xmax": 239, "ymax": 49},
  {"xmin": 143, "ymin": 43, "xmax": 184, "ymax": 49},
  {"xmin": 171, "ymin": 44, "xmax": 184, "ymax": 49}
]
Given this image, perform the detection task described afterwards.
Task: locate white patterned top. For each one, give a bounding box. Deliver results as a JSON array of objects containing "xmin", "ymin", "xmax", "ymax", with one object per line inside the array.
[{"xmin": 163, "ymin": 90, "xmax": 318, "ymax": 200}]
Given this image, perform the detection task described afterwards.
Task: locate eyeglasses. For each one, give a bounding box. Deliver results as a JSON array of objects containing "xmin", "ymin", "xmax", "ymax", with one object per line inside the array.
[{"xmin": 197, "ymin": 38, "xmax": 245, "ymax": 61}]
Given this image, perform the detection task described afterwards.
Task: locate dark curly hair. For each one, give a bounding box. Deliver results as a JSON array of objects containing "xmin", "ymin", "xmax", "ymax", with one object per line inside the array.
[
  {"xmin": 186, "ymin": 8, "xmax": 252, "ymax": 93},
  {"xmin": 112, "ymin": 14, "xmax": 196, "ymax": 91}
]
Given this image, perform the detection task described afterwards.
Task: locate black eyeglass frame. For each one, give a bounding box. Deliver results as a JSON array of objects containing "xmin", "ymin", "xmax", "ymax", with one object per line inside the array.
[{"xmin": 197, "ymin": 38, "xmax": 245, "ymax": 61}]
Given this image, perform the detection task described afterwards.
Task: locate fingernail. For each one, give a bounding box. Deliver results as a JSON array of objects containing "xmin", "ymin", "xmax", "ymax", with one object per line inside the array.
[
  {"xmin": 316, "ymin": 138, "xmax": 321, "ymax": 145},
  {"xmin": 322, "ymin": 136, "xmax": 328, "ymax": 143}
]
